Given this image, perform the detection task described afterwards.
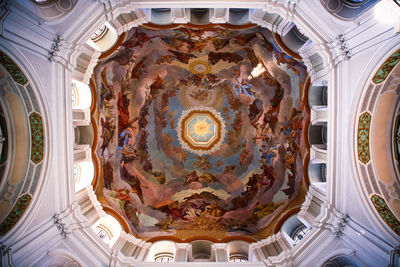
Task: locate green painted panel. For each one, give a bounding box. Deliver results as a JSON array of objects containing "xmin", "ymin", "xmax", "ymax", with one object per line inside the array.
[
  {"xmin": 0, "ymin": 51, "xmax": 28, "ymax": 85},
  {"xmin": 372, "ymin": 48, "xmax": 400, "ymax": 84},
  {"xmin": 371, "ymin": 194, "xmax": 400, "ymax": 236},
  {"xmin": 0, "ymin": 194, "xmax": 32, "ymax": 236},
  {"xmin": 29, "ymin": 112, "xmax": 44, "ymax": 164}
]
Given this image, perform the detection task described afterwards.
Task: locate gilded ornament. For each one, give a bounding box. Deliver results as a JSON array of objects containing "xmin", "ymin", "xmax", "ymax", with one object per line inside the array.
[
  {"xmin": 188, "ymin": 60, "xmax": 211, "ymax": 75},
  {"xmin": 357, "ymin": 112, "xmax": 371, "ymax": 164}
]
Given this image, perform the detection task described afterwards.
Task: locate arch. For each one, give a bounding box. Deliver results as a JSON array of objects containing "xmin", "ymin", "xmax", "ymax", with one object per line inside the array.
[
  {"xmin": 0, "ymin": 48, "xmax": 49, "ymax": 238},
  {"xmin": 321, "ymin": 254, "xmax": 359, "ymax": 267},
  {"xmin": 320, "ymin": 0, "xmax": 379, "ymax": 20},
  {"xmin": 352, "ymin": 43, "xmax": 400, "ymax": 241},
  {"xmin": 31, "ymin": 0, "xmax": 78, "ymax": 20},
  {"xmin": 35, "ymin": 248, "xmax": 85, "ymax": 267}
]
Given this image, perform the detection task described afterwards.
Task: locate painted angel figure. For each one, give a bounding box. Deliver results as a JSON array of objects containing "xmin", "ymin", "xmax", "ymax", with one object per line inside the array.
[{"xmin": 233, "ymin": 79, "xmax": 256, "ymax": 104}]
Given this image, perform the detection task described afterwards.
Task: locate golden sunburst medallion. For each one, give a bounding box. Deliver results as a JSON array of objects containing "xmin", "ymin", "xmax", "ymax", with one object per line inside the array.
[{"xmin": 177, "ymin": 106, "xmax": 226, "ymax": 156}]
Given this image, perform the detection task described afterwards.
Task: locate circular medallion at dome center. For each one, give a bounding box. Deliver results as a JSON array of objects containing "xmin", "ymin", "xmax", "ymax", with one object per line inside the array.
[{"xmin": 177, "ymin": 106, "xmax": 226, "ymax": 156}]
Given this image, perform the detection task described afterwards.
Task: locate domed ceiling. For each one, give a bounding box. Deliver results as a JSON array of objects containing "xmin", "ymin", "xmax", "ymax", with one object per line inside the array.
[{"xmin": 92, "ymin": 24, "xmax": 310, "ymax": 240}]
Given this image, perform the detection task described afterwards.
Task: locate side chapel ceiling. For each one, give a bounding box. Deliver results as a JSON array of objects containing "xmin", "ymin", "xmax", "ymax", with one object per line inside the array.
[{"xmin": 92, "ymin": 24, "xmax": 310, "ymax": 241}]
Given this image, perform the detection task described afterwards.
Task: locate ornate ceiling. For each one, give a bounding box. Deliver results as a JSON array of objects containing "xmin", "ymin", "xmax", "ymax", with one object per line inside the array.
[{"xmin": 92, "ymin": 24, "xmax": 310, "ymax": 241}]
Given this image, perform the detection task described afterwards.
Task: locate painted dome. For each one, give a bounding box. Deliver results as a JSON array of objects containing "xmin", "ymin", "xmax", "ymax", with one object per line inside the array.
[{"xmin": 93, "ymin": 25, "xmax": 309, "ymax": 240}]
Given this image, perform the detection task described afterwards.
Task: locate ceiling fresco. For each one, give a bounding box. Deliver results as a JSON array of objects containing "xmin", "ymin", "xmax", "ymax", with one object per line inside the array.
[{"xmin": 93, "ymin": 25, "xmax": 309, "ymax": 240}]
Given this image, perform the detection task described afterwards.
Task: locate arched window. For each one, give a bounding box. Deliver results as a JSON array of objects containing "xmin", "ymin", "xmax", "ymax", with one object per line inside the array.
[
  {"xmin": 74, "ymin": 160, "xmax": 94, "ymax": 192},
  {"xmin": 155, "ymin": 253, "xmax": 174, "ymax": 262},
  {"xmin": 72, "ymin": 79, "xmax": 92, "ymax": 110},
  {"xmin": 95, "ymin": 224, "xmax": 113, "ymax": 244},
  {"xmin": 148, "ymin": 241, "xmax": 176, "ymax": 262},
  {"xmin": 281, "ymin": 214, "xmax": 311, "ymax": 247},
  {"xmin": 87, "ymin": 23, "xmax": 118, "ymax": 52},
  {"xmin": 291, "ymin": 225, "xmax": 311, "ymax": 245},
  {"xmin": 229, "ymin": 254, "xmax": 248, "ymax": 262},
  {"xmin": 92, "ymin": 215, "xmax": 122, "ymax": 247}
]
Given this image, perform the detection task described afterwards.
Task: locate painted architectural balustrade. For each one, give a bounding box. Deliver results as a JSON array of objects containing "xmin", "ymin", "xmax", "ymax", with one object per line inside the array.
[
  {"xmin": 145, "ymin": 240, "xmax": 250, "ymax": 263},
  {"xmin": 112, "ymin": 231, "xmax": 151, "ymax": 261},
  {"xmin": 174, "ymin": 243, "xmax": 192, "ymax": 262},
  {"xmin": 308, "ymin": 161, "xmax": 327, "ymax": 190},
  {"xmin": 298, "ymin": 186, "xmax": 326, "ymax": 227},
  {"xmin": 280, "ymin": 24, "xmax": 310, "ymax": 54},
  {"xmin": 249, "ymin": 232, "xmax": 292, "ymax": 261},
  {"xmin": 73, "ymin": 144, "xmax": 90, "ymax": 162},
  {"xmin": 308, "ymin": 85, "xmax": 328, "ymax": 108},
  {"xmin": 70, "ymin": 44, "xmax": 101, "ymax": 85},
  {"xmin": 149, "ymin": 8, "xmax": 250, "ymax": 26},
  {"xmin": 75, "ymin": 186, "xmax": 105, "ymax": 226}
]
